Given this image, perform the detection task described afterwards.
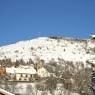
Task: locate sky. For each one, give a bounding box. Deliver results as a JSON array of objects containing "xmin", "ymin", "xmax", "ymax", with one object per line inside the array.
[{"xmin": 0, "ymin": 0, "xmax": 95, "ymax": 46}]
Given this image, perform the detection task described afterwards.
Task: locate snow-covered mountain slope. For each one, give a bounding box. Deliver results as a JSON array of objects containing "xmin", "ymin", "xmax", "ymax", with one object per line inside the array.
[{"xmin": 0, "ymin": 37, "xmax": 94, "ymax": 65}]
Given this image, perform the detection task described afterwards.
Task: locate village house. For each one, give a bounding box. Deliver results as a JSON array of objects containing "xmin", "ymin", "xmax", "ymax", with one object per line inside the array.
[
  {"xmin": 37, "ymin": 67, "xmax": 50, "ymax": 77},
  {"xmin": 0, "ymin": 59, "xmax": 50, "ymax": 81},
  {"xmin": 34, "ymin": 59, "xmax": 50, "ymax": 78},
  {"xmin": 91, "ymin": 35, "xmax": 95, "ymax": 39},
  {"xmin": 6, "ymin": 66, "xmax": 37, "ymax": 81},
  {"xmin": 87, "ymin": 35, "xmax": 95, "ymax": 49}
]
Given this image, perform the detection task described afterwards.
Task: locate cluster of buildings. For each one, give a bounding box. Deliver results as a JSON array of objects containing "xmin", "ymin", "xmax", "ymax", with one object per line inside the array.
[
  {"xmin": 0, "ymin": 35, "xmax": 95, "ymax": 82},
  {"xmin": 0, "ymin": 60, "xmax": 50, "ymax": 82}
]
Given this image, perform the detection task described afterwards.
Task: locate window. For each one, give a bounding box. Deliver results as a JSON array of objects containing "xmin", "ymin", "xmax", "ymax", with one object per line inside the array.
[
  {"xmin": 19, "ymin": 78, "xmax": 21, "ymax": 81},
  {"xmin": 26, "ymin": 74, "xmax": 27, "ymax": 77},
  {"xmin": 21, "ymin": 74, "xmax": 23, "ymax": 77},
  {"xmin": 31, "ymin": 75, "xmax": 33, "ymax": 78}
]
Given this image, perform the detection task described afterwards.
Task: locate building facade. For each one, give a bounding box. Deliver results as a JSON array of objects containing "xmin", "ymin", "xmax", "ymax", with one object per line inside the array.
[{"xmin": 6, "ymin": 66, "xmax": 37, "ymax": 81}]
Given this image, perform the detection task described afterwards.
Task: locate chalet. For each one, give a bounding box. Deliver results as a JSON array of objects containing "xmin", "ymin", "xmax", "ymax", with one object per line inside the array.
[
  {"xmin": 0, "ymin": 59, "xmax": 50, "ymax": 81},
  {"xmin": 6, "ymin": 66, "xmax": 37, "ymax": 81},
  {"xmin": 87, "ymin": 35, "xmax": 95, "ymax": 49},
  {"xmin": 37, "ymin": 67, "xmax": 50, "ymax": 77},
  {"xmin": 34, "ymin": 59, "xmax": 50, "ymax": 77},
  {"xmin": 91, "ymin": 35, "xmax": 95, "ymax": 39}
]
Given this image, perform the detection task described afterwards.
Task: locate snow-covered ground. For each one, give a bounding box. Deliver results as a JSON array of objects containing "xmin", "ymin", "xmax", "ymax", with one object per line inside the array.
[
  {"xmin": 0, "ymin": 88, "xmax": 14, "ymax": 95},
  {"xmin": 0, "ymin": 37, "xmax": 93, "ymax": 65},
  {"xmin": 0, "ymin": 36, "xmax": 95, "ymax": 95},
  {"xmin": 1, "ymin": 83, "xmax": 80, "ymax": 95}
]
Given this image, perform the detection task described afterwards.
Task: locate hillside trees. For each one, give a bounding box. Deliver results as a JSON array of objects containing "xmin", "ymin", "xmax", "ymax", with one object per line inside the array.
[{"xmin": 44, "ymin": 59, "xmax": 92, "ymax": 95}]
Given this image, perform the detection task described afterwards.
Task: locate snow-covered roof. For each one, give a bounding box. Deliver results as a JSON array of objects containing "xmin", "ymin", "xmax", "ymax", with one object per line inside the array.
[
  {"xmin": 6, "ymin": 66, "xmax": 37, "ymax": 74},
  {"xmin": 91, "ymin": 35, "xmax": 95, "ymax": 38}
]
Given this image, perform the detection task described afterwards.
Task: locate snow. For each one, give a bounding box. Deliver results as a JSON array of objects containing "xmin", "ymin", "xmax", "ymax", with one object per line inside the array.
[
  {"xmin": 6, "ymin": 66, "xmax": 37, "ymax": 74},
  {"xmin": 0, "ymin": 88, "xmax": 15, "ymax": 95},
  {"xmin": 91, "ymin": 35, "xmax": 95, "ymax": 38},
  {"xmin": 0, "ymin": 37, "xmax": 94, "ymax": 66},
  {"xmin": 1, "ymin": 36, "xmax": 93, "ymax": 95},
  {"xmin": 13, "ymin": 83, "xmax": 80, "ymax": 95}
]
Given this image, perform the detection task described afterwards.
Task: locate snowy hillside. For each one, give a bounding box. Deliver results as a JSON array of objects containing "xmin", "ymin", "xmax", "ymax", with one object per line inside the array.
[
  {"xmin": 0, "ymin": 36, "xmax": 94, "ymax": 65},
  {"xmin": 0, "ymin": 36, "xmax": 95, "ymax": 95}
]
